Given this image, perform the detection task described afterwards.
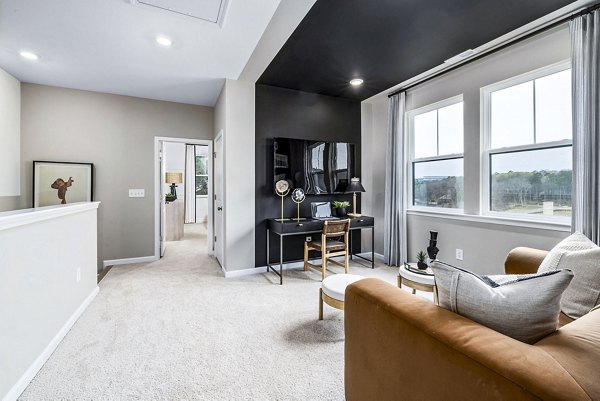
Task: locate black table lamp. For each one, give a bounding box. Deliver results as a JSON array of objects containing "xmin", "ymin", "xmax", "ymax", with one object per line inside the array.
[{"xmin": 345, "ymin": 177, "xmax": 366, "ymax": 218}]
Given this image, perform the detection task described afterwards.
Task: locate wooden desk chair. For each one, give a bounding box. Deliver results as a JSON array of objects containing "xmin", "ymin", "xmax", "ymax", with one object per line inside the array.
[{"xmin": 304, "ymin": 219, "xmax": 351, "ymax": 280}]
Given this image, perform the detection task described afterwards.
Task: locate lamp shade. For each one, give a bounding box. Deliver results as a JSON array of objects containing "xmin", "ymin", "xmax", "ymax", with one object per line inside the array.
[
  {"xmin": 165, "ymin": 172, "xmax": 183, "ymax": 184},
  {"xmin": 334, "ymin": 179, "xmax": 348, "ymax": 193},
  {"xmin": 345, "ymin": 177, "xmax": 365, "ymax": 193}
]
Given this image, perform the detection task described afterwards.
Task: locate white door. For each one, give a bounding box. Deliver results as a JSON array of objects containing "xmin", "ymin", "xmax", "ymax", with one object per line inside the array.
[
  {"xmin": 160, "ymin": 141, "xmax": 167, "ymax": 257},
  {"xmin": 214, "ymin": 132, "xmax": 224, "ymax": 266}
]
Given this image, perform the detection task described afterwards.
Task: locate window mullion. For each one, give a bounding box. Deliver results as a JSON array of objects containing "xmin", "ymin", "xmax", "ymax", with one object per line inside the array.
[
  {"xmin": 532, "ymin": 79, "xmax": 537, "ymax": 144},
  {"xmin": 436, "ymin": 110, "xmax": 440, "ymax": 156}
]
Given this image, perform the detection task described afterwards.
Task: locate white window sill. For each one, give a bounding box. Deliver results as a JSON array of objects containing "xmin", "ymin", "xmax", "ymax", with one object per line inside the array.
[
  {"xmin": 406, "ymin": 208, "xmax": 571, "ymax": 232},
  {"xmin": 196, "ymin": 195, "xmax": 208, "ymax": 198}
]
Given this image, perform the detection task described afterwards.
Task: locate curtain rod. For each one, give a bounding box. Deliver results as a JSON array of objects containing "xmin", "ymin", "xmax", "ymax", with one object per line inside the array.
[{"xmin": 388, "ymin": 2, "xmax": 600, "ymax": 98}]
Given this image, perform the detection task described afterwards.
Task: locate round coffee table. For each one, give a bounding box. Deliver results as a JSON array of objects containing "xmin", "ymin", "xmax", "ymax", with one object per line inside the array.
[
  {"xmin": 397, "ymin": 263, "xmax": 437, "ymax": 304},
  {"xmin": 319, "ymin": 274, "xmax": 365, "ymax": 320}
]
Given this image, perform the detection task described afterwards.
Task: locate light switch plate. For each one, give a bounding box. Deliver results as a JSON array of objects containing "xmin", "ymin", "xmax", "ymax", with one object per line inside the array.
[
  {"xmin": 456, "ymin": 248, "xmax": 464, "ymax": 261},
  {"xmin": 129, "ymin": 189, "xmax": 145, "ymax": 198}
]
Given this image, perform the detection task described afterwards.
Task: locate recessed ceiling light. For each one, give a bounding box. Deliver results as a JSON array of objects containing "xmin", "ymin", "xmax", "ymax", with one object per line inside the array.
[
  {"xmin": 19, "ymin": 50, "xmax": 39, "ymax": 61},
  {"xmin": 349, "ymin": 78, "xmax": 363, "ymax": 86},
  {"xmin": 155, "ymin": 35, "xmax": 173, "ymax": 47}
]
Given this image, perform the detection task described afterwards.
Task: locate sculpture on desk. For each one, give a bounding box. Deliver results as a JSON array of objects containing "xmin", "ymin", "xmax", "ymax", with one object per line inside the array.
[
  {"xmin": 426, "ymin": 230, "xmax": 439, "ymax": 264},
  {"xmin": 274, "ymin": 180, "xmax": 291, "ymax": 222},
  {"xmin": 51, "ymin": 177, "xmax": 74, "ymax": 204}
]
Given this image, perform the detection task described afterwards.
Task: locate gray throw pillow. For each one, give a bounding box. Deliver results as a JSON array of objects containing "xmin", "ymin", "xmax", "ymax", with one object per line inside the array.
[
  {"xmin": 431, "ymin": 261, "xmax": 573, "ymax": 344},
  {"xmin": 538, "ymin": 232, "xmax": 600, "ymax": 319}
]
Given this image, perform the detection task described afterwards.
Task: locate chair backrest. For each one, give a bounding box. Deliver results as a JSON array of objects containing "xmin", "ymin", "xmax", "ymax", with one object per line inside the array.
[{"xmin": 323, "ymin": 219, "xmax": 350, "ymax": 237}]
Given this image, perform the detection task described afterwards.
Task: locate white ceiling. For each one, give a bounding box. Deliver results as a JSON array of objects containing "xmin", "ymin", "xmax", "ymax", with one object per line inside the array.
[{"xmin": 0, "ymin": 0, "xmax": 281, "ymax": 106}]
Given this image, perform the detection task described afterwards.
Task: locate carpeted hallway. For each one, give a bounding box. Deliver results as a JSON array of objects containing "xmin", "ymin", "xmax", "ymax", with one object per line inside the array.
[{"xmin": 20, "ymin": 224, "xmax": 399, "ymax": 401}]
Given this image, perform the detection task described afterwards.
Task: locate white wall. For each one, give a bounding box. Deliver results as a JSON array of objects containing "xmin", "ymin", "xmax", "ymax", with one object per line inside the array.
[
  {"xmin": 163, "ymin": 141, "xmax": 186, "ymax": 199},
  {"xmin": 362, "ymin": 25, "xmax": 572, "ymax": 273},
  {"xmin": 213, "ymin": 79, "xmax": 255, "ymax": 271},
  {"xmin": 0, "ymin": 203, "xmax": 99, "ymax": 401},
  {"xmin": 0, "ymin": 67, "xmax": 20, "ymax": 204}
]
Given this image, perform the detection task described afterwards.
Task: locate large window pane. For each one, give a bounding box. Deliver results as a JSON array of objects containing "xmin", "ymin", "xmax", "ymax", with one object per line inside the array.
[
  {"xmin": 535, "ymin": 70, "xmax": 572, "ymax": 143},
  {"xmin": 413, "ymin": 158, "xmax": 464, "ymax": 208},
  {"xmin": 438, "ymin": 102, "xmax": 463, "ymax": 155},
  {"xmin": 195, "ymin": 155, "xmax": 208, "ymax": 175},
  {"xmin": 491, "ymin": 81, "xmax": 534, "ymax": 148},
  {"xmin": 414, "ymin": 110, "xmax": 438, "ymax": 158},
  {"xmin": 195, "ymin": 175, "xmax": 208, "ymax": 196},
  {"xmin": 490, "ymin": 147, "xmax": 572, "ymax": 216}
]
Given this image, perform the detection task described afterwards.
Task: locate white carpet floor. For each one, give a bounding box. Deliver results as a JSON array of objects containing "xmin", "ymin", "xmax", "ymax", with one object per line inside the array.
[{"xmin": 19, "ymin": 224, "xmax": 401, "ymax": 401}]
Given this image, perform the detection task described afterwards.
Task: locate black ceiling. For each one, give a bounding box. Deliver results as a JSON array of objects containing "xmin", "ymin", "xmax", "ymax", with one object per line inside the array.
[{"xmin": 258, "ymin": 0, "xmax": 576, "ymax": 100}]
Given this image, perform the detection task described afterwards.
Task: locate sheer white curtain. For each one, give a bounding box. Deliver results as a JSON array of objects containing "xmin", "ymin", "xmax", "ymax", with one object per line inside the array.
[
  {"xmin": 571, "ymin": 10, "xmax": 600, "ymax": 243},
  {"xmin": 384, "ymin": 92, "xmax": 407, "ymax": 266},
  {"xmin": 184, "ymin": 144, "xmax": 196, "ymax": 224}
]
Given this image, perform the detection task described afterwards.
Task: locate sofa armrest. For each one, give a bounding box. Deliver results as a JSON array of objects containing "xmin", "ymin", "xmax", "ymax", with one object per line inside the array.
[
  {"xmin": 344, "ymin": 278, "xmax": 589, "ymax": 401},
  {"xmin": 504, "ymin": 247, "xmax": 548, "ymax": 275}
]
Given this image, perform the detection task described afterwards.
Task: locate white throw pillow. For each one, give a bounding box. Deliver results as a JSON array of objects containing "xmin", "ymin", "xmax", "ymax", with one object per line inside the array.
[
  {"xmin": 538, "ymin": 232, "xmax": 600, "ymax": 319},
  {"xmin": 431, "ymin": 261, "xmax": 573, "ymax": 344}
]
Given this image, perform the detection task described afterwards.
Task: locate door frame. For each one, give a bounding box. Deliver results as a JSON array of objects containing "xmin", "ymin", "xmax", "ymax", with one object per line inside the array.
[
  {"xmin": 213, "ymin": 129, "xmax": 225, "ymax": 268},
  {"xmin": 154, "ymin": 136, "xmax": 214, "ymax": 259}
]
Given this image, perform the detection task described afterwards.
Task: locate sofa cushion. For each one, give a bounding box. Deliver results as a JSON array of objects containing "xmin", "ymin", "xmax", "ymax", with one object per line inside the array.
[
  {"xmin": 431, "ymin": 261, "xmax": 573, "ymax": 344},
  {"xmin": 535, "ymin": 308, "xmax": 600, "ymax": 401},
  {"xmin": 538, "ymin": 232, "xmax": 600, "ymax": 319}
]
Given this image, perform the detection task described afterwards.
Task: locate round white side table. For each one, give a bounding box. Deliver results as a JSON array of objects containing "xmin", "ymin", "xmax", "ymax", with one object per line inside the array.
[{"xmin": 397, "ymin": 263, "xmax": 437, "ymax": 304}]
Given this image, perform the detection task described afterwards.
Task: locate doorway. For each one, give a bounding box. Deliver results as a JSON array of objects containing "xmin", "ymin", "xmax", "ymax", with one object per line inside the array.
[{"xmin": 154, "ymin": 137, "xmax": 213, "ymax": 259}]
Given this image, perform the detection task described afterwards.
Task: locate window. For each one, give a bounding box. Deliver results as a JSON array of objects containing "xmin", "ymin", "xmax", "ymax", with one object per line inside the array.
[
  {"xmin": 195, "ymin": 154, "xmax": 209, "ymax": 196},
  {"xmin": 483, "ymin": 63, "xmax": 572, "ymax": 219},
  {"xmin": 408, "ymin": 96, "xmax": 464, "ymax": 209}
]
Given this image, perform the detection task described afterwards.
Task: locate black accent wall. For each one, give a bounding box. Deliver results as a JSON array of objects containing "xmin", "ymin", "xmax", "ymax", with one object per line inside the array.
[{"xmin": 255, "ymin": 84, "xmax": 362, "ymax": 267}]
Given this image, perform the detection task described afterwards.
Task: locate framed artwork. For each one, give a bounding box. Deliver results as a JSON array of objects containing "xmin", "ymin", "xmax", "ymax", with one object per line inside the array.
[{"xmin": 33, "ymin": 161, "xmax": 94, "ymax": 207}]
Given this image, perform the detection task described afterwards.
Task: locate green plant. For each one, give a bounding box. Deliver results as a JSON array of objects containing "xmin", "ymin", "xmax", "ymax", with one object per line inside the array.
[
  {"xmin": 416, "ymin": 250, "xmax": 427, "ymax": 263},
  {"xmin": 165, "ymin": 193, "xmax": 177, "ymax": 202},
  {"xmin": 332, "ymin": 200, "xmax": 350, "ymax": 209}
]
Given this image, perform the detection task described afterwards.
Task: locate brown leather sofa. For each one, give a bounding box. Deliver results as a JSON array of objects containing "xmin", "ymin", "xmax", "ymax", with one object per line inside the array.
[{"xmin": 345, "ymin": 247, "xmax": 600, "ymax": 401}]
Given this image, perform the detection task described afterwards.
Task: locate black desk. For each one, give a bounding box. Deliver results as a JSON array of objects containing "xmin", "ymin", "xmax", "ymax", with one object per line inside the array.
[{"xmin": 266, "ymin": 216, "xmax": 375, "ymax": 284}]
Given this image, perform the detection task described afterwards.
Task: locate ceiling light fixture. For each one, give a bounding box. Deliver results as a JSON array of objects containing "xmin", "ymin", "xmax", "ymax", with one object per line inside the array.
[
  {"xmin": 155, "ymin": 35, "xmax": 173, "ymax": 47},
  {"xmin": 349, "ymin": 78, "xmax": 363, "ymax": 86},
  {"xmin": 19, "ymin": 50, "xmax": 39, "ymax": 61}
]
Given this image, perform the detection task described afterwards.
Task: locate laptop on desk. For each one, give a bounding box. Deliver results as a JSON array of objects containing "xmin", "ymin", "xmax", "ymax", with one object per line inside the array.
[{"xmin": 311, "ymin": 202, "xmax": 339, "ymax": 221}]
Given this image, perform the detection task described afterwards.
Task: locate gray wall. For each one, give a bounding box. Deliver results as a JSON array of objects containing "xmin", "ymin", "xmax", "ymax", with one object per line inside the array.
[
  {"xmin": 363, "ymin": 25, "xmax": 572, "ymax": 273},
  {"xmin": 19, "ymin": 84, "xmax": 214, "ymax": 269},
  {"xmin": 361, "ymin": 100, "xmax": 388, "ymax": 255}
]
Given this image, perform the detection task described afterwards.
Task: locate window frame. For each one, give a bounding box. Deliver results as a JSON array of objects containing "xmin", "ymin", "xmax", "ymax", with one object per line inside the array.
[
  {"xmin": 480, "ymin": 60, "xmax": 572, "ymax": 223},
  {"xmin": 195, "ymin": 154, "xmax": 209, "ymax": 198},
  {"xmin": 407, "ymin": 94, "xmax": 465, "ymax": 213}
]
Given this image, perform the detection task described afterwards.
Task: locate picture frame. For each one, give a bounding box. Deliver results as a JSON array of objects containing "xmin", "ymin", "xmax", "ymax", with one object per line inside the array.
[{"xmin": 33, "ymin": 161, "xmax": 94, "ymax": 208}]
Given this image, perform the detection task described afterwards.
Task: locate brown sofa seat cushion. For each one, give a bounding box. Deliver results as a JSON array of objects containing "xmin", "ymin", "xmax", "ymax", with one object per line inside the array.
[{"xmin": 535, "ymin": 308, "xmax": 600, "ymax": 401}]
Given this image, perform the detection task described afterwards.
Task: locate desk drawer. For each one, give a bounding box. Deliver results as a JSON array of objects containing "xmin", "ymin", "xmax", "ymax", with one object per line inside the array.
[
  {"xmin": 350, "ymin": 216, "xmax": 374, "ymax": 228},
  {"xmin": 268, "ymin": 220, "xmax": 322, "ymax": 234}
]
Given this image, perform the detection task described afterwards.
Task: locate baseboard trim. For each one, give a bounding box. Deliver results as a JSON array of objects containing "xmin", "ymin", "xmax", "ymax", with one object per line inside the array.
[
  {"xmin": 224, "ymin": 253, "xmax": 386, "ymax": 279},
  {"xmin": 102, "ymin": 256, "xmax": 157, "ymax": 268},
  {"xmin": 357, "ymin": 251, "xmax": 385, "ymax": 262},
  {"xmin": 2, "ymin": 286, "xmax": 99, "ymax": 401},
  {"xmin": 223, "ymin": 266, "xmax": 268, "ymax": 278}
]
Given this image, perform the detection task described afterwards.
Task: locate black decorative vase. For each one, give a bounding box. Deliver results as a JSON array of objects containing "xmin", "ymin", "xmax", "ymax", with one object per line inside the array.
[
  {"xmin": 417, "ymin": 261, "xmax": 428, "ymax": 270},
  {"xmin": 336, "ymin": 207, "xmax": 347, "ymax": 217}
]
